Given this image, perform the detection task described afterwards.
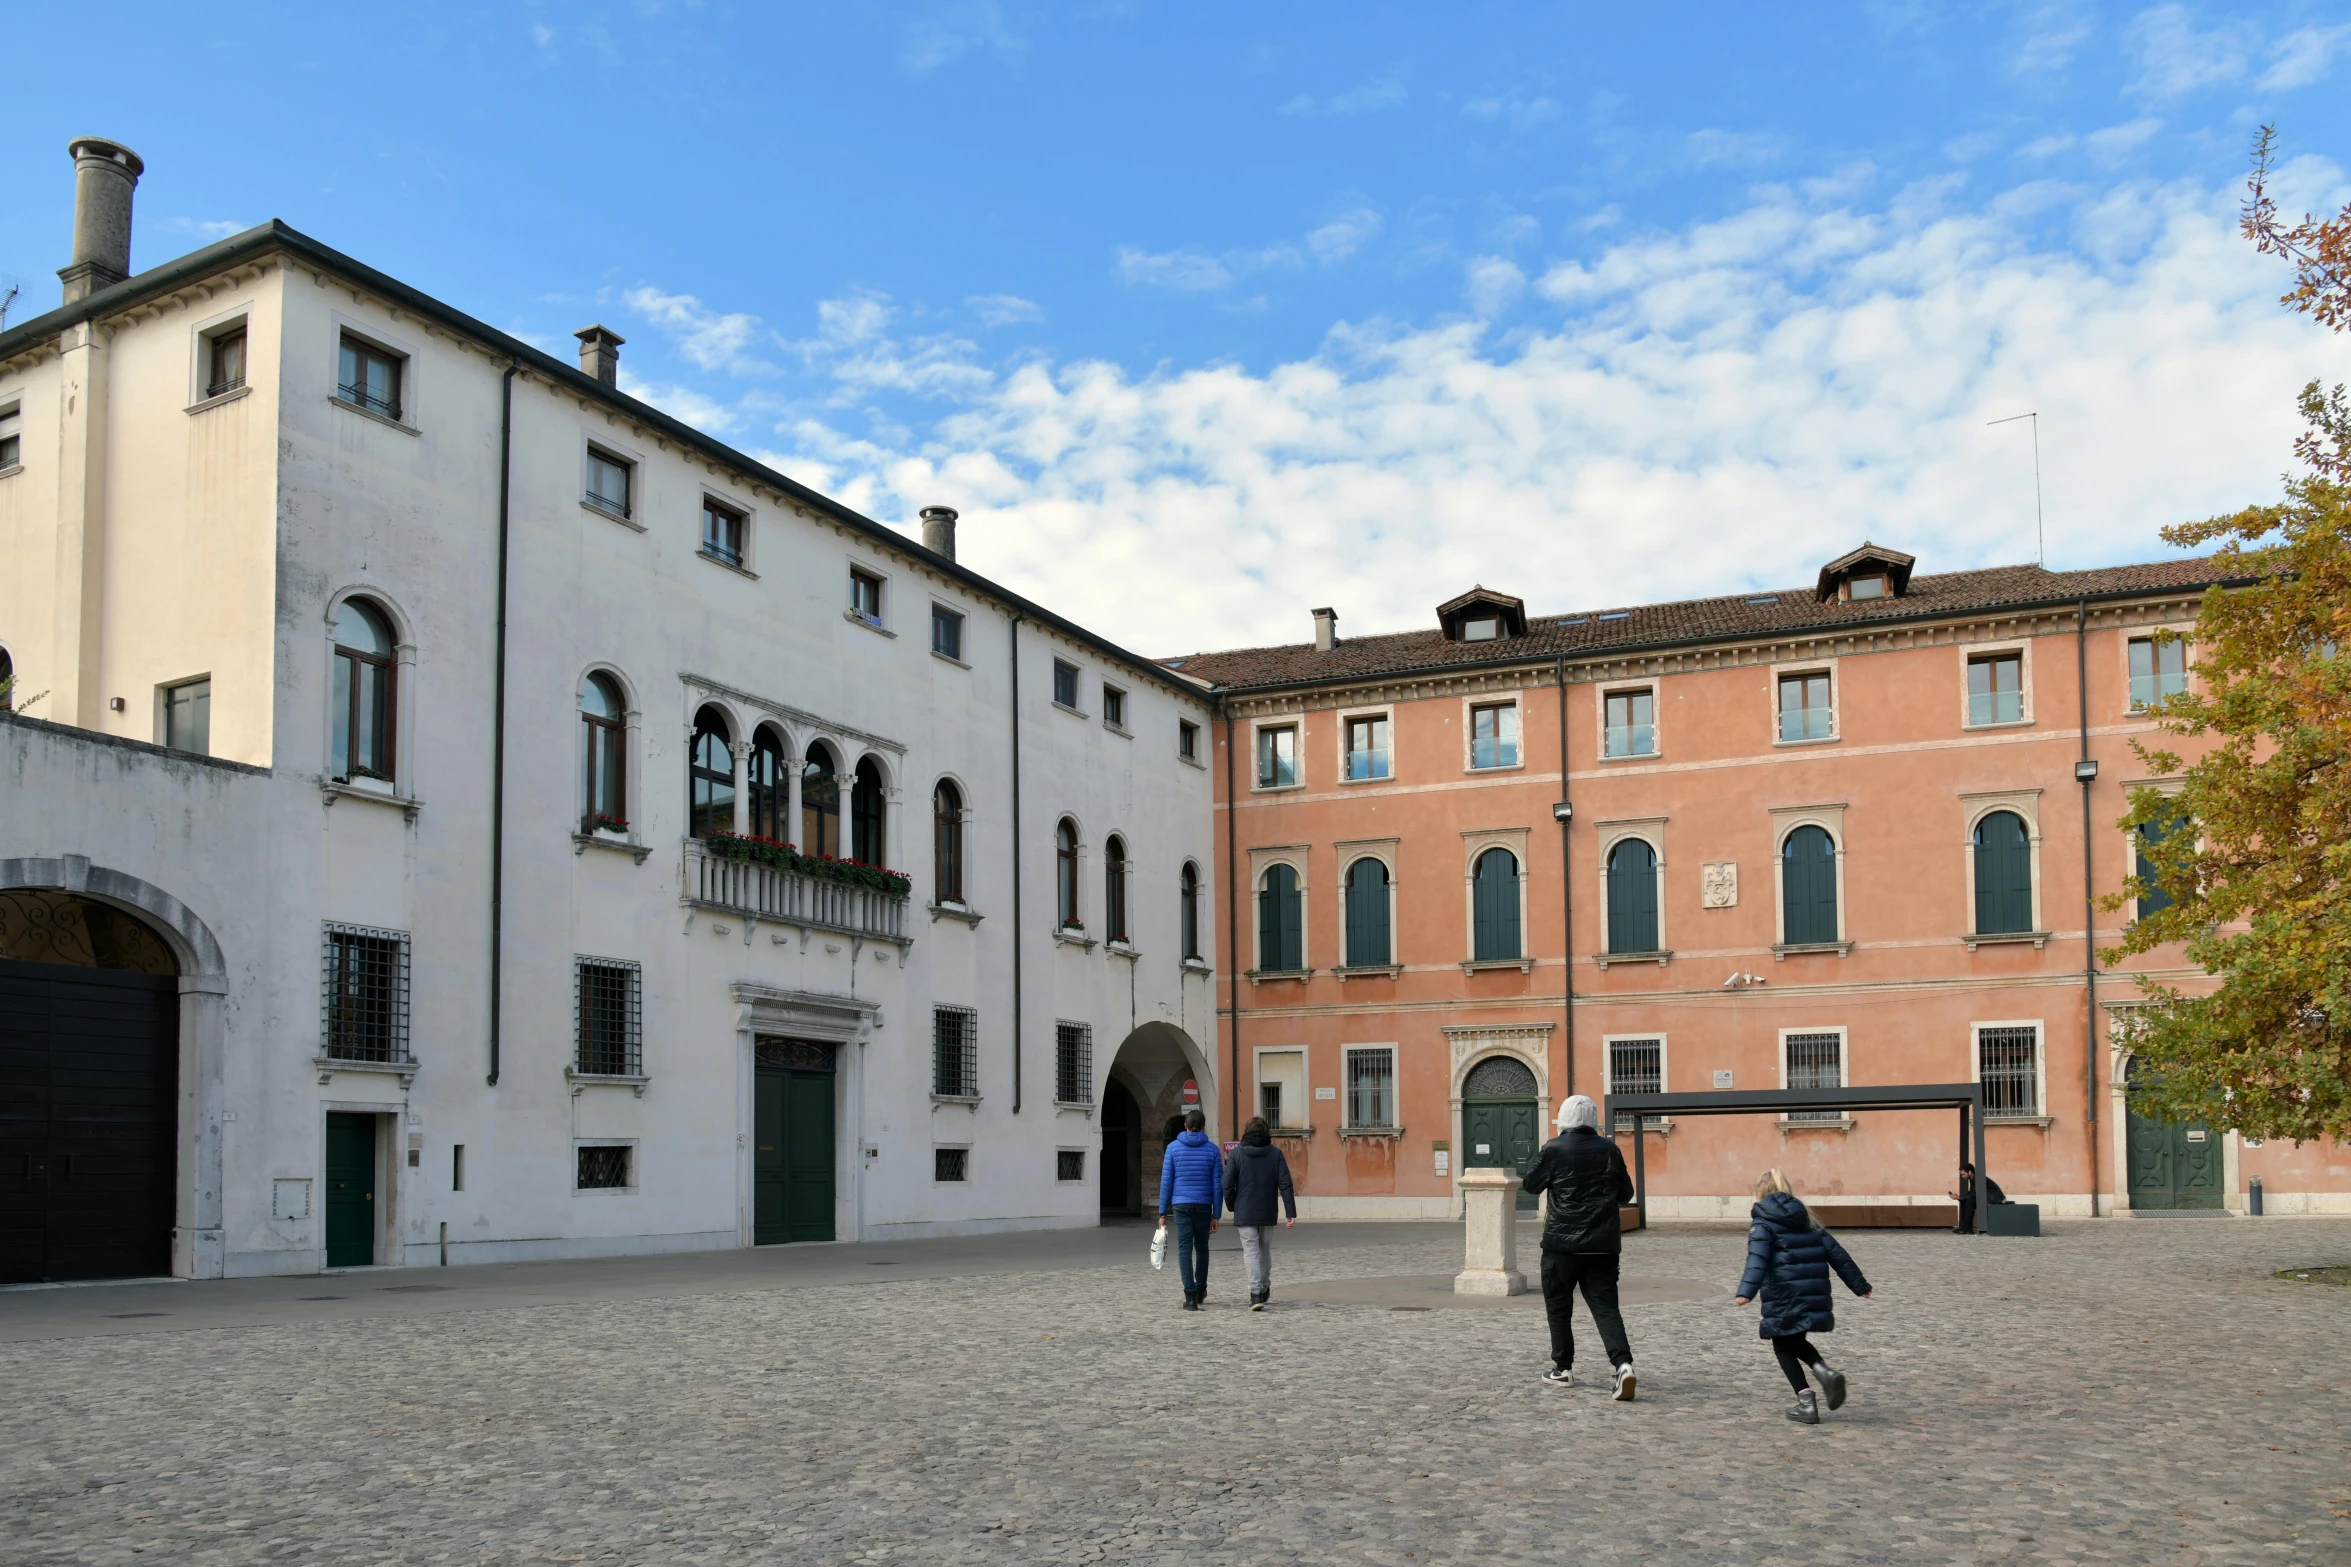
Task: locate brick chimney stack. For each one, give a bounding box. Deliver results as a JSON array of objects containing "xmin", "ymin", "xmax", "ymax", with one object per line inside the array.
[
  {"xmin": 59, "ymin": 138, "xmax": 143, "ymax": 304},
  {"xmin": 575, "ymin": 325, "xmax": 625, "ymax": 387}
]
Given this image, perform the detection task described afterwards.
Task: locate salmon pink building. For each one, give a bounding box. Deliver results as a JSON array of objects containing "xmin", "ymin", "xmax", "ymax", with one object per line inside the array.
[{"xmin": 1180, "ymin": 545, "xmax": 2351, "ymax": 1221}]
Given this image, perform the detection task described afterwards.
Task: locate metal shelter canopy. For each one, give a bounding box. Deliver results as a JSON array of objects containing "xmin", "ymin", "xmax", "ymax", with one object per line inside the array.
[{"xmin": 1600, "ymin": 1083, "xmax": 1988, "ymax": 1234}]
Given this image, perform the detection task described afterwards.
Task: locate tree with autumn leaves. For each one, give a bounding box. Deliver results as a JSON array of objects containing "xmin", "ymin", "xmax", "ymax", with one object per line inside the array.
[{"xmin": 2103, "ymin": 128, "xmax": 2351, "ymax": 1143}]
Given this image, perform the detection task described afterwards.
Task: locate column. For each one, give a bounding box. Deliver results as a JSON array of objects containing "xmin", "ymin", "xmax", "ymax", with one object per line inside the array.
[{"xmin": 1455, "ymin": 1166, "xmax": 1526, "ymax": 1295}]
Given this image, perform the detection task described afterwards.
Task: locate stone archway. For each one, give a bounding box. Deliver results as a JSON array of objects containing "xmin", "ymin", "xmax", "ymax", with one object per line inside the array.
[{"xmin": 1101, "ymin": 1022, "xmax": 1214, "ymax": 1222}]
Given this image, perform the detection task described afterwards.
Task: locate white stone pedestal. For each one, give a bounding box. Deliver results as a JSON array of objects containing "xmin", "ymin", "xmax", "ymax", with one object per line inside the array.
[{"xmin": 1454, "ymin": 1167, "xmax": 1527, "ymax": 1296}]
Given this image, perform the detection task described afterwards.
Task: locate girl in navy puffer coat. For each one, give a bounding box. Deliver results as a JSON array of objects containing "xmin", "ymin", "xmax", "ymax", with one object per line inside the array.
[{"xmin": 1732, "ymin": 1169, "xmax": 1873, "ymax": 1425}]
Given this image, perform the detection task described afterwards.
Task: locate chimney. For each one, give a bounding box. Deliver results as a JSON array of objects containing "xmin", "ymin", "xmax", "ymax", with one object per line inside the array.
[
  {"xmin": 920, "ymin": 504, "xmax": 959, "ymax": 561},
  {"xmin": 58, "ymin": 137, "xmax": 144, "ymax": 304},
  {"xmin": 575, "ymin": 325, "xmax": 625, "ymax": 386},
  {"xmin": 1312, "ymin": 607, "xmax": 1338, "ymax": 651}
]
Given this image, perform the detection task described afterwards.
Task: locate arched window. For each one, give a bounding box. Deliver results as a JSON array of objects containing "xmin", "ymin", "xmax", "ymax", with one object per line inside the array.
[
  {"xmin": 330, "ymin": 597, "xmax": 396, "ymax": 783},
  {"xmin": 0, "ymin": 646, "xmax": 14, "ymax": 711},
  {"xmin": 934, "ymin": 781, "xmax": 964, "ymax": 905},
  {"xmin": 1104, "ymin": 834, "xmax": 1130, "ymax": 943},
  {"xmin": 580, "ymin": 673, "xmax": 625, "ymax": 831},
  {"xmin": 801, "ymin": 743, "xmax": 840, "ymax": 857},
  {"xmin": 1781, "ymin": 825, "xmax": 1839, "ymax": 944},
  {"xmin": 1606, "ymin": 838, "xmax": 1659, "ymax": 954},
  {"xmin": 1056, "ymin": 818, "xmax": 1081, "ymax": 926},
  {"xmin": 1973, "ymin": 810, "xmax": 2032, "ymax": 935},
  {"xmin": 1472, "ymin": 847, "xmax": 1521, "ymax": 961},
  {"xmin": 851, "ymin": 756, "xmax": 886, "ymax": 865},
  {"xmin": 1258, "ymin": 863, "xmax": 1303, "ymax": 972},
  {"xmin": 1179, "ymin": 862, "xmax": 1201, "ymax": 961},
  {"xmin": 688, "ymin": 706, "xmax": 734, "ymax": 838},
  {"xmin": 746, "ymin": 727, "xmax": 788, "ymax": 842},
  {"xmin": 1344, "ymin": 857, "xmax": 1391, "ymax": 967}
]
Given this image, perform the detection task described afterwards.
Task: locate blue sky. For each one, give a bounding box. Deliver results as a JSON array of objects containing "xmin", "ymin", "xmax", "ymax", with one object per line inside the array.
[{"xmin": 6, "ymin": 2, "xmax": 2351, "ymax": 652}]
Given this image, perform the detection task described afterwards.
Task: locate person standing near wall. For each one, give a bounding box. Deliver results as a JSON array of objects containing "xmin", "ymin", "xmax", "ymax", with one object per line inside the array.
[
  {"xmin": 1519, "ymin": 1094, "xmax": 1638, "ymax": 1399},
  {"xmin": 1224, "ymin": 1115, "xmax": 1297, "ymax": 1310},
  {"xmin": 1158, "ymin": 1108, "xmax": 1223, "ymax": 1310}
]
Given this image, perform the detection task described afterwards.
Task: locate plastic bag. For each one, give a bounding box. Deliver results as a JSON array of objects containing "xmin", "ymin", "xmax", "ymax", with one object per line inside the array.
[{"xmin": 1150, "ymin": 1225, "xmax": 1167, "ymax": 1270}]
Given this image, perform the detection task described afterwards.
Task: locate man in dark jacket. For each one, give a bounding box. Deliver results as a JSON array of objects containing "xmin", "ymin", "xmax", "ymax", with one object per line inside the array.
[
  {"xmin": 1224, "ymin": 1116, "xmax": 1298, "ymax": 1310},
  {"xmin": 1157, "ymin": 1109, "xmax": 1223, "ymax": 1309},
  {"xmin": 1519, "ymin": 1094, "xmax": 1637, "ymax": 1399},
  {"xmin": 1947, "ymin": 1162, "xmax": 2008, "ymax": 1233}
]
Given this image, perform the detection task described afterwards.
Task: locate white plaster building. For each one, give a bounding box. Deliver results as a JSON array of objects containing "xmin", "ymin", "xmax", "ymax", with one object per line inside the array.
[{"xmin": 0, "ymin": 141, "xmax": 1219, "ymax": 1281}]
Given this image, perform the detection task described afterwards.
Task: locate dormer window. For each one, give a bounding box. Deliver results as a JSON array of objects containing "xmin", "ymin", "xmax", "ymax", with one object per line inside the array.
[
  {"xmin": 1816, "ymin": 543, "xmax": 1915, "ymax": 603},
  {"xmin": 1848, "ymin": 575, "xmax": 1886, "ymax": 601},
  {"xmin": 1462, "ymin": 617, "xmax": 1498, "ymax": 642},
  {"xmin": 1437, "ymin": 587, "xmax": 1527, "ymax": 644}
]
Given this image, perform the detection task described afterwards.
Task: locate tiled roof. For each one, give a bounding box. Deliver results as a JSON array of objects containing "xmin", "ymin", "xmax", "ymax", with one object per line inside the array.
[{"xmin": 1167, "ymin": 557, "xmax": 2229, "ymax": 693}]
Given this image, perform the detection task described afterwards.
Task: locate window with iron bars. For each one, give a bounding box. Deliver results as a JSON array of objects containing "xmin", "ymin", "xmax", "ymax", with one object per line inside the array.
[
  {"xmin": 1608, "ymin": 1038, "xmax": 1666, "ymax": 1132},
  {"xmin": 933, "ymin": 1006, "xmax": 979, "ymax": 1099},
  {"xmin": 1345, "ymin": 1047, "xmax": 1395, "ymax": 1128},
  {"xmin": 322, "ymin": 923, "xmax": 411, "ymax": 1063},
  {"xmin": 1056, "ymin": 1149, "xmax": 1086, "ymax": 1182},
  {"xmin": 1784, "ymin": 1031, "xmax": 1844, "ymax": 1121},
  {"xmin": 1977, "ymin": 1025, "xmax": 2040, "ymax": 1118},
  {"xmin": 574, "ymin": 957, "xmax": 643, "ymax": 1076},
  {"xmin": 1055, "ymin": 1021, "xmax": 1093, "ymax": 1105},
  {"xmin": 576, "ymin": 1145, "xmax": 632, "ymax": 1190},
  {"xmin": 934, "ymin": 1147, "xmax": 969, "ymax": 1183}
]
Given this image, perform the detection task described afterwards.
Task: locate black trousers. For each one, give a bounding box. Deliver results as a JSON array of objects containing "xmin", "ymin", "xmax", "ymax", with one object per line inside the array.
[
  {"xmin": 1956, "ymin": 1197, "xmax": 1977, "ymax": 1233},
  {"xmin": 1540, "ymin": 1250, "xmax": 1633, "ymax": 1372},
  {"xmin": 1772, "ymin": 1333, "xmax": 1824, "ymax": 1393}
]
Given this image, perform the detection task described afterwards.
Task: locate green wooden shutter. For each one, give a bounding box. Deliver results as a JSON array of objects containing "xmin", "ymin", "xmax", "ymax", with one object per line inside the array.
[
  {"xmin": 1345, "ymin": 859, "xmax": 1390, "ymax": 967},
  {"xmin": 1259, "ymin": 864, "xmax": 1302, "ymax": 971},
  {"xmin": 1782, "ymin": 826, "xmax": 1838, "ymax": 944},
  {"xmin": 1607, "ymin": 839, "xmax": 1658, "ymax": 953},
  {"xmin": 1473, "ymin": 849, "xmax": 1521, "ymax": 960},
  {"xmin": 1973, "ymin": 811, "xmax": 2032, "ymax": 933}
]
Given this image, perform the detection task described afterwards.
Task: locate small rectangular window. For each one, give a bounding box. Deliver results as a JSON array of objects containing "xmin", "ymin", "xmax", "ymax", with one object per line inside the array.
[
  {"xmin": 585, "ymin": 447, "xmax": 633, "ymax": 519},
  {"xmin": 1178, "ymin": 720, "xmax": 1199, "ymax": 761},
  {"xmin": 701, "ymin": 499, "xmax": 746, "ymax": 565},
  {"xmin": 1607, "ymin": 1038, "xmax": 1665, "ymax": 1132},
  {"xmin": 1056, "ymin": 1149, "xmax": 1086, "ymax": 1182},
  {"xmin": 1848, "ymin": 575, "xmax": 1886, "ymax": 600},
  {"xmin": 577, "ymin": 1145, "xmax": 631, "ymax": 1190},
  {"xmin": 322, "ymin": 923, "xmax": 411, "ymax": 1064},
  {"xmin": 1103, "ymin": 686, "xmax": 1126, "ymax": 730},
  {"xmin": 1344, "ymin": 1047, "xmax": 1395, "ymax": 1128},
  {"xmin": 1604, "ymin": 689, "xmax": 1655, "ymax": 758},
  {"xmin": 1968, "ymin": 652, "xmax": 2023, "ymax": 725},
  {"xmin": 1256, "ymin": 724, "xmax": 1298, "ymax": 788},
  {"xmin": 1344, "ymin": 714, "xmax": 1391, "ymax": 781},
  {"xmin": 337, "ymin": 334, "xmax": 404, "ymax": 421},
  {"xmin": 1055, "ymin": 1021, "xmax": 1094, "ymax": 1105},
  {"xmin": 1052, "ymin": 659, "xmax": 1080, "ymax": 709},
  {"xmin": 1461, "ymin": 616, "xmax": 1498, "ymax": 641},
  {"xmin": 1259, "ymin": 1082, "xmax": 1283, "ymax": 1124},
  {"xmin": 575, "ymin": 958, "xmax": 643, "ymax": 1076},
  {"xmin": 931, "ymin": 604, "xmax": 964, "ymax": 660},
  {"xmin": 1978, "ymin": 1025, "xmax": 2039, "ymax": 1118},
  {"xmin": 2128, "ymin": 636, "xmax": 2186, "ymax": 709},
  {"xmin": 163, "ymin": 677, "xmax": 211, "ymax": 755},
  {"xmin": 452, "ymin": 1143, "xmax": 465, "ymax": 1192},
  {"xmin": 0, "ymin": 401, "xmax": 19, "ymax": 470},
  {"xmin": 1469, "ymin": 702, "xmax": 1519, "ymax": 769},
  {"xmin": 850, "ymin": 568, "xmax": 884, "ymax": 626},
  {"xmin": 934, "ymin": 1147, "xmax": 969, "ymax": 1183},
  {"xmin": 933, "ymin": 1005, "xmax": 978, "ymax": 1099},
  {"xmin": 1776, "ymin": 672, "xmax": 1833, "ymax": 742},
  {"xmin": 206, "ymin": 327, "xmax": 247, "ymax": 398},
  {"xmin": 1784, "ymin": 1031, "xmax": 1843, "ymax": 1122}
]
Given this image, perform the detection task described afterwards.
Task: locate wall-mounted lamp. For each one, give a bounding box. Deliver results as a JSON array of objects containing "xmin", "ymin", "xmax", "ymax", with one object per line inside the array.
[
  {"xmin": 107, "ymin": 696, "xmax": 125, "ymax": 712},
  {"xmin": 1552, "ymin": 800, "xmax": 1573, "ymax": 822},
  {"xmin": 2074, "ymin": 759, "xmax": 2100, "ymax": 784}
]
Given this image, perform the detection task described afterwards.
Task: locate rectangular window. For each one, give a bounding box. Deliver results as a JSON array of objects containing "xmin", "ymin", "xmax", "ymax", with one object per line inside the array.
[
  {"xmin": 933, "ymin": 1005, "xmax": 978, "ymax": 1098},
  {"xmin": 1978, "ymin": 1025, "xmax": 2040, "ymax": 1118},
  {"xmin": 1344, "ymin": 714, "xmax": 1390, "ymax": 780},
  {"xmin": 0, "ymin": 401, "xmax": 19, "ymax": 469},
  {"xmin": 1345, "ymin": 1047, "xmax": 1395, "ymax": 1129},
  {"xmin": 163, "ymin": 677, "xmax": 210, "ymax": 755},
  {"xmin": 1776, "ymin": 672, "xmax": 1833, "ymax": 742},
  {"xmin": 1784, "ymin": 1031, "xmax": 1843, "ymax": 1122},
  {"xmin": 585, "ymin": 447, "xmax": 633, "ymax": 518},
  {"xmin": 322, "ymin": 923, "xmax": 411, "ymax": 1064},
  {"xmin": 1255, "ymin": 724, "xmax": 1298, "ymax": 787},
  {"xmin": 1847, "ymin": 575, "xmax": 1886, "ymax": 600},
  {"xmin": 934, "ymin": 1147, "xmax": 969, "ymax": 1183},
  {"xmin": 336, "ymin": 334, "xmax": 403, "ymax": 421},
  {"xmin": 577, "ymin": 1145, "xmax": 631, "ymax": 1190},
  {"xmin": 1259, "ymin": 1082, "xmax": 1283, "ymax": 1124},
  {"xmin": 850, "ymin": 567, "xmax": 884, "ymax": 626},
  {"xmin": 1461, "ymin": 616, "xmax": 1498, "ymax": 641},
  {"xmin": 1968, "ymin": 652, "xmax": 2024, "ymax": 725},
  {"xmin": 701, "ymin": 499, "xmax": 745, "ymax": 566},
  {"xmin": 1103, "ymin": 686, "xmax": 1127, "ymax": 730},
  {"xmin": 205, "ymin": 327, "xmax": 247, "ymax": 398},
  {"xmin": 2136, "ymin": 809, "xmax": 2185, "ymax": 919},
  {"xmin": 1056, "ymin": 1149, "xmax": 1086, "ymax": 1182},
  {"xmin": 1604, "ymin": 689, "xmax": 1655, "ymax": 758},
  {"xmin": 2128, "ymin": 636, "xmax": 2187, "ymax": 709},
  {"xmin": 575, "ymin": 958, "xmax": 643, "ymax": 1076},
  {"xmin": 1178, "ymin": 720, "xmax": 1199, "ymax": 761},
  {"xmin": 1607, "ymin": 1038, "xmax": 1664, "ymax": 1132},
  {"xmin": 1469, "ymin": 702, "xmax": 1519, "ymax": 769},
  {"xmin": 452, "ymin": 1143, "xmax": 465, "ymax": 1192},
  {"xmin": 1055, "ymin": 1021, "xmax": 1094, "ymax": 1105},
  {"xmin": 931, "ymin": 604, "xmax": 964, "ymax": 660},
  {"xmin": 1052, "ymin": 659, "xmax": 1080, "ymax": 709}
]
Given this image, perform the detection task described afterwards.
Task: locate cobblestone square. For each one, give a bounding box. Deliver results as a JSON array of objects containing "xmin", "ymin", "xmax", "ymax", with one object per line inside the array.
[{"xmin": 4, "ymin": 1218, "xmax": 2347, "ymax": 1565}]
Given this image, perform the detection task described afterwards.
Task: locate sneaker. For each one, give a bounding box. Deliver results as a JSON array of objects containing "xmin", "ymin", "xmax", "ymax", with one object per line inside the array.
[
  {"xmin": 1813, "ymin": 1365, "xmax": 1847, "ymax": 1411},
  {"xmin": 1181, "ymin": 1295, "xmax": 1198, "ymax": 1311},
  {"xmin": 1611, "ymin": 1364, "xmax": 1637, "ymax": 1402},
  {"xmin": 1541, "ymin": 1367, "xmax": 1575, "ymax": 1388},
  {"xmin": 1249, "ymin": 1293, "xmax": 1266, "ymax": 1312},
  {"xmin": 1786, "ymin": 1389, "xmax": 1819, "ymax": 1425}
]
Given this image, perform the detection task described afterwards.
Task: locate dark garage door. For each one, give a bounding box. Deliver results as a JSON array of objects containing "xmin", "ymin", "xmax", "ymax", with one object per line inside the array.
[{"xmin": 0, "ymin": 957, "xmax": 180, "ymax": 1284}]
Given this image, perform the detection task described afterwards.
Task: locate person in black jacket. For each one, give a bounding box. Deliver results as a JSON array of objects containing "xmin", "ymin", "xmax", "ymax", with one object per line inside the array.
[
  {"xmin": 1223, "ymin": 1116, "xmax": 1297, "ymax": 1310},
  {"xmin": 1947, "ymin": 1162, "xmax": 2008, "ymax": 1233},
  {"xmin": 1733, "ymin": 1168, "xmax": 1873, "ymax": 1425},
  {"xmin": 1518, "ymin": 1094, "xmax": 1638, "ymax": 1399}
]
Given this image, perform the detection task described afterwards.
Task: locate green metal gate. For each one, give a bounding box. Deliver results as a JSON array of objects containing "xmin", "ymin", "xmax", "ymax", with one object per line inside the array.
[{"xmin": 754, "ymin": 1039, "xmax": 836, "ymax": 1243}]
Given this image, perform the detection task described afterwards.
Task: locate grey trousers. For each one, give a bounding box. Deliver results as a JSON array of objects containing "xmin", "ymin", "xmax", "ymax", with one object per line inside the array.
[{"xmin": 1239, "ymin": 1226, "xmax": 1274, "ymax": 1294}]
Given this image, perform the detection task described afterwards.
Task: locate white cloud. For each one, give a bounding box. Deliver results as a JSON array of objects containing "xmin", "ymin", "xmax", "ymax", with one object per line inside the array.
[
  {"xmin": 530, "ymin": 23, "xmax": 554, "ymax": 47},
  {"xmin": 1280, "ymin": 73, "xmax": 1405, "ymax": 117},
  {"xmin": 2124, "ymin": 4, "xmax": 2253, "ymax": 100},
  {"xmin": 1686, "ymin": 129, "xmax": 1786, "ymax": 170},
  {"xmin": 900, "ymin": 0, "xmax": 1022, "ymax": 75},
  {"xmin": 623, "ymin": 285, "xmax": 772, "ymax": 374},
  {"xmin": 2009, "ymin": 1, "xmax": 2093, "ymax": 76},
  {"xmin": 1116, "ymin": 247, "xmax": 1234, "ymax": 292},
  {"xmin": 155, "ymin": 217, "xmax": 249, "ymax": 240},
  {"xmin": 615, "ymin": 371, "xmax": 738, "ymax": 433},
  {"xmin": 1306, "ymin": 209, "xmax": 1382, "ymax": 264},
  {"xmin": 1462, "ymin": 90, "xmax": 1560, "ymax": 133},
  {"xmin": 967, "ymin": 293, "xmax": 1045, "ymax": 327},
  {"xmin": 1117, "ymin": 209, "xmax": 1382, "ymax": 295},
  {"xmin": 2084, "ymin": 117, "xmax": 2164, "ymax": 162},
  {"xmin": 1463, "ymin": 256, "xmax": 1525, "ymax": 318},
  {"xmin": 2261, "ymin": 24, "xmax": 2351, "ymax": 91}
]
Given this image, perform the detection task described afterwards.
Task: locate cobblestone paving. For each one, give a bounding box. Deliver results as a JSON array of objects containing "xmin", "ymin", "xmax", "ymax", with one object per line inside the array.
[{"xmin": 5, "ymin": 1219, "xmax": 2348, "ymax": 1565}]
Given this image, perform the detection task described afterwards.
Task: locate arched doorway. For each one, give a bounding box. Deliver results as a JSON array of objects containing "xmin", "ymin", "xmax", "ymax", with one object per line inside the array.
[
  {"xmin": 1100, "ymin": 1078, "xmax": 1142, "ymax": 1217},
  {"xmin": 0, "ymin": 890, "xmax": 181, "ymax": 1282},
  {"xmin": 2122, "ymin": 1057, "xmax": 2224, "ymax": 1210},
  {"xmin": 1100, "ymin": 1022, "xmax": 1214, "ymax": 1222},
  {"xmin": 1461, "ymin": 1054, "xmax": 1542, "ymax": 1212}
]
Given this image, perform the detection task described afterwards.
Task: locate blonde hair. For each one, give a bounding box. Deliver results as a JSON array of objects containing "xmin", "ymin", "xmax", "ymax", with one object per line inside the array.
[{"xmin": 1753, "ymin": 1167, "xmax": 1795, "ymax": 1199}]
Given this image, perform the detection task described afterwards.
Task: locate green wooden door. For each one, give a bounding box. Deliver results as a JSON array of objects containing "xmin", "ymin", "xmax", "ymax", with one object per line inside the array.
[
  {"xmin": 754, "ymin": 1069, "xmax": 787, "ymax": 1244},
  {"xmin": 753, "ymin": 1040, "xmax": 836, "ymax": 1244},
  {"xmin": 1462, "ymin": 1054, "xmax": 1542, "ymax": 1211},
  {"xmin": 2125, "ymin": 1102, "xmax": 2225, "ymax": 1209},
  {"xmin": 324, "ymin": 1112, "xmax": 375, "ymax": 1267}
]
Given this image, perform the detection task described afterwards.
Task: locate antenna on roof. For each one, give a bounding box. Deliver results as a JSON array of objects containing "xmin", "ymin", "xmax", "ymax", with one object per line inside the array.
[
  {"xmin": 0, "ymin": 281, "xmax": 19, "ymax": 331},
  {"xmin": 1987, "ymin": 411, "xmax": 2043, "ymax": 566}
]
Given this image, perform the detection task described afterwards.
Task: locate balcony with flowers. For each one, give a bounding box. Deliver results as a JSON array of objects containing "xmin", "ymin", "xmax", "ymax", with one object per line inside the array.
[{"xmin": 685, "ymin": 832, "xmax": 912, "ymax": 945}]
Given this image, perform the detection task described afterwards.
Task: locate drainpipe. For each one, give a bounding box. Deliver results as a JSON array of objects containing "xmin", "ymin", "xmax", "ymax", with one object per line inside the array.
[
  {"xmin": 2076, "ymin": 597, "xmax": 2099, "ymax": 1214},
  {"xmin": 1009, "ymin": 614, "xmax": 1025, "ymax": 1113},
  {"xmin": 1223, "ymin": 704, "xmax": 1242, "ymax": 1137},
  {"xmin": 487, "ymin": 359, "xmax": 518, "ymax": 1086},
  {"xmin": 1555, "ymin": 654, "xmax": 1575, "ymax": 1099}
]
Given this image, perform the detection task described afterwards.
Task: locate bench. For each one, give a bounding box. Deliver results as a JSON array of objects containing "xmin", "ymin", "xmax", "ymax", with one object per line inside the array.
[{"xmin": 1807, "ymin": 1202, "xmax": 1959, "ymax": 1229}]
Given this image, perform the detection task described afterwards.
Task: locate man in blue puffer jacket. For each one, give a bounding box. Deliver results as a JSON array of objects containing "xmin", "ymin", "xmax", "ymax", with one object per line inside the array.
[
  {"xmin": 1733, "ymin": 1168, "xmax": 1873, "ymax": 1424},
  {"xmin": 1157, "ymin": 1109, "xmax": 1224, "ymax": 1309}
]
